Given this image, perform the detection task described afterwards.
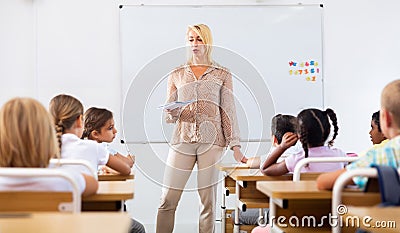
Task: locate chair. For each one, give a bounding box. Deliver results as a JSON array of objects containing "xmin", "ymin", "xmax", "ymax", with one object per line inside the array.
[
  {"xmin": 292, "ymin": 157, "xmax": 358, "ymax": 181},
  {"xmin": 50, "ymin": 158, "xmax": 98, "ymax": 179},
  {"xmin": 331, "ymin": 167, "xmax": 400, "ymax": 233},
  {"xmin": 0, "ymin": 167, "xmax": 81, "ymax": 213}
]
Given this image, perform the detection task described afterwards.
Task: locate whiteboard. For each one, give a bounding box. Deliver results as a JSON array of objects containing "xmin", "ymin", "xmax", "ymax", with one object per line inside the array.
[{"xmin": 120, "ymin": 5, "xmax": 324, "ymax": 144}]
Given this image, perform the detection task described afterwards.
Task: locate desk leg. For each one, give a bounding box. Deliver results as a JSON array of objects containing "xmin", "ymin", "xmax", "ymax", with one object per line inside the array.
[
  {"xmin": 233, "ymin": 181, "xmax": 240, "ymax": 233},
  {"xmin": 221, "ymin": 174, "xmax": 226, "ymax": 233},
  {"xmin": 258, "ymin": 208, "xmax": 264, "ymax": 225},
  {"xmin": 269, "ymin": 198, "xmax": 276, "ymax": 231}
]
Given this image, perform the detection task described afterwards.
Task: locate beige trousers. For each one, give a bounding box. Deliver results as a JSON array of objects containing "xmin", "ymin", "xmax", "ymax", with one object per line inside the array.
[{"xmin": 156, "ymin": 143, "xmax": 224, "ymax": 233}]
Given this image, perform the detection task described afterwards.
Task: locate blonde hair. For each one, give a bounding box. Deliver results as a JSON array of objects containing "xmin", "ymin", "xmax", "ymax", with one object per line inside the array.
[
  {"xmin": 49, "ymin": 94, "xmax": 83, "ymax": 151},
  {"xmin": 0, "ymin": 97, "xmax": 59, "ymax": 167},
  {"xmin": 381, "ymin": 79, "xmax": 400, "ymax": 127},
  {"xmin": 187, "ymin": 24, "xmax": 213, "ymax": 64}
]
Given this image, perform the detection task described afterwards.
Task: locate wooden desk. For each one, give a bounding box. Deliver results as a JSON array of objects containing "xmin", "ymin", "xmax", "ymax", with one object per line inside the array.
[
  {"xmin": 218, "ymin": 163, "xmax": 251, "ymax": 233},
  {"xmin": 342, "ymin": 206, "xmax": 400, "ymax": 233},
  {"xmin": 230, "ymin": 169, "xmax": 291, "ymax": 233},
  {"xmin": 98, "ymin": 172, "xmax": 134, "ymax": 181},
  {"xmin": 218, "ymin": 163, "xmax": 251, "ymax": 172},
  {"xmin": 229, "ymin": 169, "xmax": 293, "ymax": 209},
  {"xmin": 0, "ymin": 212, "xmax": 131, "ymax": 233},
  {"xmin": 256, "ymin": 180, "xmax": 331, "ymax": 233},
  {"xmin": 256, "ymin": 181, "xmax": 382, "ymax": 233},
  {"xmin": 225, "ymin": 170, "xmax": 322, "ymax": 233},
  {"xmin": 82, "ymin": 180, "xmax": 134, "ymax": 211},
  {"xmin": 0, "ymin": 191, "xmax": 73, "ymax": 212}
]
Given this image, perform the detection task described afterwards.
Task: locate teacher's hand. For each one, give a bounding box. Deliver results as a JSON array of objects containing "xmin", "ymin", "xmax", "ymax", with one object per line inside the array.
[{"xmin": 232, "ymin": 146, "xmax": 247, "ymax": 163}]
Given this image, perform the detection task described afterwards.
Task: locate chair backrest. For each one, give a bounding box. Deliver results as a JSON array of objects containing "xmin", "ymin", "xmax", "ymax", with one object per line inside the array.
[
  {"xmin": 50, "ymin": 158, "xmax": 98, "ymax": 179},
  {"xmin": 292, "ymin": 157, "xmax": 358, "ymax": 181},
  {"xmin": 331, "ymin": 167, "xmax": 400, "ymax": 233},
  {"xmin": 0, "ymin": 167, "xmax": 81, "ymax": 213}
]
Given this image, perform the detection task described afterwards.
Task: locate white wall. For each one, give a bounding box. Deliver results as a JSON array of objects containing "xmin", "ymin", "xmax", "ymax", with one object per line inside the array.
[
  {"xmin": 323, "ymin": 0, "xmax": 400, "ymax": 153},
  {"xmin": 0, "ymin": 0, "xmax": 35, "ymax": 104},
  {"xmin": 1, "ymin": 0, "xmax": 400, "ymax": 232}
]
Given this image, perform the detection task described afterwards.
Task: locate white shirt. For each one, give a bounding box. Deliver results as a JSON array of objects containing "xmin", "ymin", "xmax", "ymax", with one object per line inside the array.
[
  {"xmin": 0, "ymin": 166, "xmax": 86, "ymax": 194},
  {"xmin": 61, "ymin": 134, "xmax": 109, "ymax": 175},
  {"xmin": 102, "ymin": 142, "xmax": 118, "ymax": 155}
]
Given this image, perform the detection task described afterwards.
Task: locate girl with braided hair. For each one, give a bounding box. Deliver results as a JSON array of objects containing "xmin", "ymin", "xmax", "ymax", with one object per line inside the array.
[
  {"xmin": 261, "ymin": 108, "xmax": 347, "ymax": 176},
  {"xmin": 49, "ymin": 94, "xmax": 131, "ymax": 176},
  {"xmin": 0, "ymin": 97, "xmax": 97, "ymax": 196}
]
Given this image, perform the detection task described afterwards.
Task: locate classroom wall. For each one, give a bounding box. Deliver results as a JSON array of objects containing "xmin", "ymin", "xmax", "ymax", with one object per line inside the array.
[
  {"xmin": 0, "ymin": 0, "xmax": 35, "ymax": 103},
  {"xmin": 1, "ymin": 0, "xmax": 400, "ymax": 231}
]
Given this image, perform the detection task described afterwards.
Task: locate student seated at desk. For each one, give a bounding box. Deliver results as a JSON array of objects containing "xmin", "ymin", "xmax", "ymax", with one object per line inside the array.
[
  {"xmin": 246, "ymin": 114, "xmax": 302, "ymax": 169},
  {"xmin": 0, "ymin": 97, "xmax": 98, "ymax": 196},
  {"xmin": 317, "ymin": 79, "xmax": 400, "ymax": 191},
  {"xmin": 262, "ymin": 108, "xmax": 347, "ymax": 176},
  {"xmin": 252, "ymin": 108, "xmax": 347, "ymax": 233},
  {"xmin": 49, "ymin": 94, "xmax": 131, "ymax": 176},
  {"xmin": 354, "ymin": 110, "xmax": 388, "ymax": 158},
  {"xmin": 232, "ymin": 114, "xmax": 300, "ymax": 228},
  {"xmin": 369, "ymin": 110, "xmax": 388, "ymax": 146},
  {"xmin": 261, "ymin": 114, "xmax": 302, "ymax": 166},
  {"xmin": 82, "ymin": 107, "xmax": 134, "ymax": 173},
  {"xmin": 82, "ymin": 107, "xmax": 147, "ymax": 233}
]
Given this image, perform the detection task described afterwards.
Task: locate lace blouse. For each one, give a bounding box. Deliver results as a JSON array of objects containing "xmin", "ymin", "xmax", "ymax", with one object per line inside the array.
[{"xmin": 165, "ymin": 62, "xmax": 241, "ymax": 149}]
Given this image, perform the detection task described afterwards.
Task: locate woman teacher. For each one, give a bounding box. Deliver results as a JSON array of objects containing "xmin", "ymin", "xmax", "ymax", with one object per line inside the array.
[{"xmin": 156, "ymin": 24, "xmax": 247, "ymax": 233}]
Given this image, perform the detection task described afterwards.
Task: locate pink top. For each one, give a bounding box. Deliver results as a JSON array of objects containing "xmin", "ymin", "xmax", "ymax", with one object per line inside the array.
[{"xmin": 285, "ymin": 146, "xmax": 347, "ymax": 172}]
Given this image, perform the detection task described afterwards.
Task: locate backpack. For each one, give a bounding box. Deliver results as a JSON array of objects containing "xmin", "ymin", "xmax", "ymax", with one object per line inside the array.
[{"xmin": 371, "ymin": 164, "xmax": 400, "ymax": 206}]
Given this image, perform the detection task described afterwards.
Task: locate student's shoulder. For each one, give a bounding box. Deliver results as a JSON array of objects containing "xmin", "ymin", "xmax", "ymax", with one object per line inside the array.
[
  {"xmin": 328, "ymin": 147, "xmax": 347, "ymax": 156},
  {"xmin": 77, "ymin": 138, "xmax": 107, "ymax": 151},
  {"xmin": 365, "ymin": 136, "xmax": 399, "ymax": 156},
  {"xmin": 56, "ymin": 166, "xmax": 86, "ymax": 192},
  {"xmin": 347, "ymin": 147, "xmax": 378, "ymax": 170},
  {"xmin": 286, "ymin": 142, "xmax": 303, "ymax": 155},
  {"xmin": 78, "ymin": 137, "xmax": 98, "ymax": 145},
  {"xmin": 384, "ymin": 135, "xmax": 400, "ymax": 148}
]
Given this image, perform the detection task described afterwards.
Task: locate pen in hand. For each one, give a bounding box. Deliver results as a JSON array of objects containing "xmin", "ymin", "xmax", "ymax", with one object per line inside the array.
[{"xmin": 121, "ymin": 139, "xmax": 135, "ymax": 162}]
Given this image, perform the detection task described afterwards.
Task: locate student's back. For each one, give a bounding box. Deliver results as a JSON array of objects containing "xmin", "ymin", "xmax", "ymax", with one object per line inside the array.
[
  {"xmin": 60, "ymin": 133, "xmax": 109, "ymax": 174},
  {"xmin": 49, "ymin": 94, "xmax": 131, "ymax": 176},
  {"xmin": 285, "ymin": 146, "xmax": 346, "ymax": 173},
  {"xmin": 0, "ymin": 97, "xmax": 97, "ymax": 195},
  {"xmin": 287, "ymin": 108, "xmax": 346, "ymax": 172},
  {"xmin": 250, "ymin": 110, "xmax": 346, "ymax": 233},
  {"xmin": 262, "ymin": 108, "xmax": 346, "ymax": 176}
]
